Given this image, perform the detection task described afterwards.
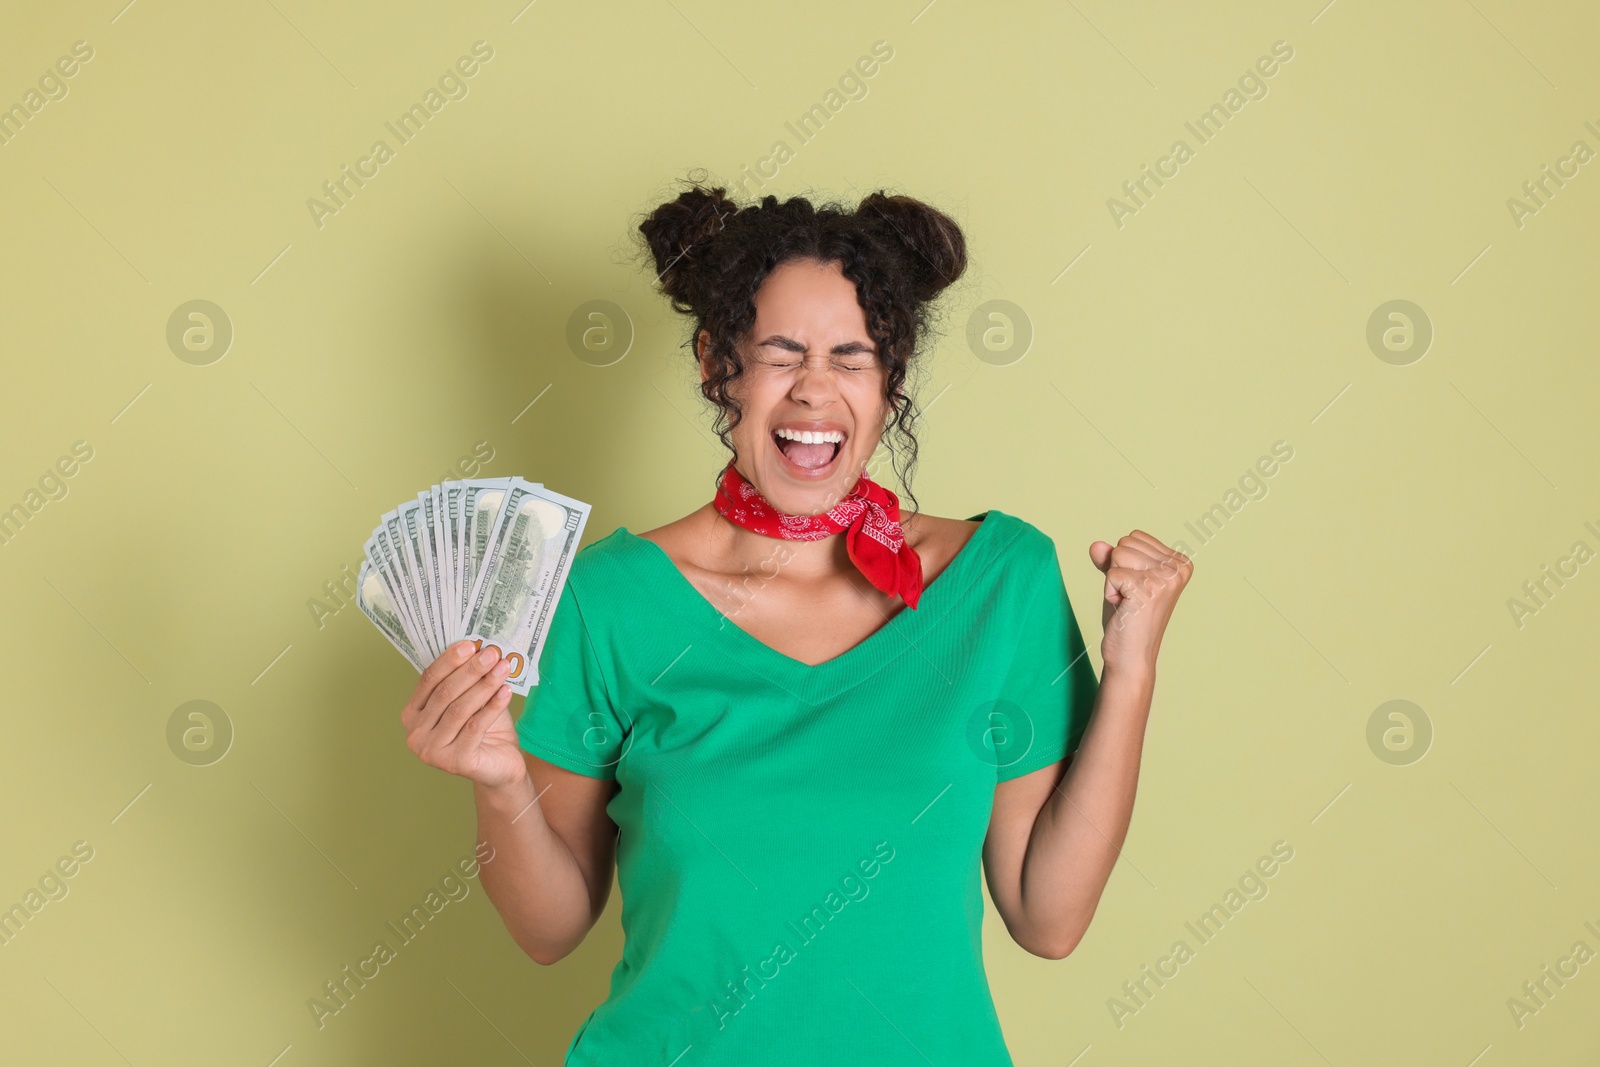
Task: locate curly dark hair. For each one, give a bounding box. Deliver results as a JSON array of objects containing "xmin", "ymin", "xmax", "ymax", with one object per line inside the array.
[{"xmin": 634, "ymin": 174, "xmax": 968, "ymax": 515}]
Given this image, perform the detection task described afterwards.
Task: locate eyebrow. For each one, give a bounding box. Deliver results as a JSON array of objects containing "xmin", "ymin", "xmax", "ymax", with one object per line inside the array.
[{"xmin": 756, "ymin": 334, "xmax": 876, "ymax": 356}]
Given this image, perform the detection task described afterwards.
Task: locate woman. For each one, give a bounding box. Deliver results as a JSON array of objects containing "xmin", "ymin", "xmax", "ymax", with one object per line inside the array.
[{"xmin": 399, "ymin": 184, "xmax": 1191, "ymax": 1065}]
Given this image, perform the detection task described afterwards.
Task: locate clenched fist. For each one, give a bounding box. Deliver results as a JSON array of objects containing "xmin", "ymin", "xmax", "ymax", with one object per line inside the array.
[{"xmin": 1088, "ymin": 531, "xmax": 1192, "ymax": 674}]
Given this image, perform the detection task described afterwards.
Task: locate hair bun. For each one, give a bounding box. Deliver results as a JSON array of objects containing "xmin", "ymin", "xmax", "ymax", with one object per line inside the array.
[
  {"xmin": 857, "ymin": 192, "xmax": 967, "ymax": 303},
  {"xmin": 638, "ymin": 179, "xmax": 738, "ymax": 311}
]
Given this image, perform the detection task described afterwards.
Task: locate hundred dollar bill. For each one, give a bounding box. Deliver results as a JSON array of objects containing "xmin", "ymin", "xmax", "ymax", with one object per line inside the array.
[
  {"xmin": 441, "ymin": 481, "xmax": 466, "ymax": 632},
  {"xmin": 451, "ymin": 479, "xmax": 474, "ymax": 627},
  {"xmin": 377, "ymin": 511, "xmax": 437, "ymax": 661},
  {"xmin": 460, "ymin": 478, "xmax": 512, "ymax": 629},
  {"xmin": 356, "ymin": 560, "xmax": 424, "ymax": 671},
  {"xmin": 454, "ymin": 479, "xmax": 540, "ymax": 626},
  {"xmin": 463, "ymin": 479, "xmax": 590, "ymax": 693},
  {"xmin": 399, "ymin": 501, "xmax": 445, "ymax": 654},
  {"xmin": 451, "ymin": 480, "xmax": 472, "ymax": 623},
  {"xmin": 418, "ymin": 488, "xmax": 453, "ymax": 639},
  {"xmin": 365, "ymin": 534, "xmax": 429, "ymax": 660}
]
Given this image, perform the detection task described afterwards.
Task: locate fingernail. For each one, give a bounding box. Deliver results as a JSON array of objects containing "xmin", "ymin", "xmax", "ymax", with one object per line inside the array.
[
  {"xmin": 477, "ymin": 647, "xmax": 498, "ymax": 665},
  {"xmin": 456, "ymin": 642, "xmax": 475, "ymax": 658}
]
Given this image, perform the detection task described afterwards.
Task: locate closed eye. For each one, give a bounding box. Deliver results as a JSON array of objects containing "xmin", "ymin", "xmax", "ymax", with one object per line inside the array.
[
  {"xmin": 753, "ymin": 354, "xmax": 874, "ymax": 371},
  {"xmin": 754, "ymin": 335, "xmax": 878, "ymax": 369}
]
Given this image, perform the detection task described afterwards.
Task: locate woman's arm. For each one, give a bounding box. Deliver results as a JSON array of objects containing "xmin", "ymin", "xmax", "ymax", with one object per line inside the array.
[
  {"xmin": 474, "ymin": 754, "xmax": 618, "ymax": 965},
  {"xmin": 983, "ymin": 531, "xmax": 1190, "ymax": 958},
  {"xmin": 984, "ymin": 664, "xmax": 1154, "ymax": 958},
  {"xmin": 401, "ymin": 642, "xmax": 617, "ymax": 965}
]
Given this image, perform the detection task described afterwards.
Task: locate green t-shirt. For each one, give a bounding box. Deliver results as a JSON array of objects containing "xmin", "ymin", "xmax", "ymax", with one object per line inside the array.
[{"xmin": 516, "ymin": 509, "xmax": 1099, "ymax": 1065}]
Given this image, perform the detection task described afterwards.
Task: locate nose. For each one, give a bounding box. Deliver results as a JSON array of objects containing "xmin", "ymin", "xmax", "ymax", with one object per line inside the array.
[{"xmin": 788, "ymin": 352, "xmax": 842, "ymax": 405}]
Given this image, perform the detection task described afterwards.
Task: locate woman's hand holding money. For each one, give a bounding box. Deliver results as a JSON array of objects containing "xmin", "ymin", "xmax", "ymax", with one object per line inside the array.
[{"xmin": 400, "ymin": 640, "xmax": 525, "ymax": 790}]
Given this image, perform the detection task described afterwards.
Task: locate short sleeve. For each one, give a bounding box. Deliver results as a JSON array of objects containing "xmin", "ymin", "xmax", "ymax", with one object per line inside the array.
[
  {"xmin": 514, "ymin": 576, "xmax": 629, "ymax": 780},
  {"xmin": 989, "ymin": 538, "xmax": 1100, "ymax": 782}
]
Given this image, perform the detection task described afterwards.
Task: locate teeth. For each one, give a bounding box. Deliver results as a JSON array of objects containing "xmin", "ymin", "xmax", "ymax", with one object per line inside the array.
[{"xmin": 774, "ymin": 428, "xmax": 845, "ymax": 445}]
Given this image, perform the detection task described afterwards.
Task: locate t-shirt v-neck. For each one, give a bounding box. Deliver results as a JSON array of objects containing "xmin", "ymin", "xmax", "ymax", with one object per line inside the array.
[
  {"xmin": 618, "ymin": 509, "xmax": 1008, "ymax": 705},
  {"xmin": 515, "ymin": 507, "xmax": 1100, "ymax": 1066}
]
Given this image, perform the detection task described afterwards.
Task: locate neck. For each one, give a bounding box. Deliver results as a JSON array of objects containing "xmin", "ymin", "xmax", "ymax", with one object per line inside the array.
[{"xmin": 695, "ymin": 504, "xmax": 854, "ymax": 582}]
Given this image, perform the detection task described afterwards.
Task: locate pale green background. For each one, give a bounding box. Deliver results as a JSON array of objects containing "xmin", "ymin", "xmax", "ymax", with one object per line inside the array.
[{"xmin": 2, "ymin": 1, "xmax": 1596, "ymax": 1064}]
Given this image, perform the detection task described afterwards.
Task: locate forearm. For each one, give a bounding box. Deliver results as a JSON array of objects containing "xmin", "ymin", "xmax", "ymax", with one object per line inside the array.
[
  {"xmin": 1015, "ymin": 663, "xmax": 1155, "ymax": 956},
  {"xmin": 473, "ymin": 773, "xmax": 598, "ymax": 964}
]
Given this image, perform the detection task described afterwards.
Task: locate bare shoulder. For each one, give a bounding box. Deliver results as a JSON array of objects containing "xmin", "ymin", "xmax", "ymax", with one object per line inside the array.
[
  {"xmin": 903, "ymin": 511, "xmax": 982, "ymax": 545},
  {"xmin": 633, "ymin": 505, "xmax": 718, "ymax": 561},
  {"xmin": 903, "ymin": 512, "xmax": 983, "ymax": 580}
]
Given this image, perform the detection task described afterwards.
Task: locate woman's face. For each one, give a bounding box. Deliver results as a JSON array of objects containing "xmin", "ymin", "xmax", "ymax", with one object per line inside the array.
[{"xmin": 700, "ymin": 258, "xmax": 890, "ymax": 516}]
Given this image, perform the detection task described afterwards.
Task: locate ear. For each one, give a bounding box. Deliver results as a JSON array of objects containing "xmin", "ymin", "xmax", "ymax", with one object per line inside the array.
[{"xmin": 696, "ymin": 329, "xmax": 712, "ymax": 384}]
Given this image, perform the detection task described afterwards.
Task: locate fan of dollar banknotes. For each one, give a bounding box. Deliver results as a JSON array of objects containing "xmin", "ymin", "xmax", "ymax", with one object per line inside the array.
[{"xmin": 355, "ymin": 477, "xmax": 591, "ymax": 693}]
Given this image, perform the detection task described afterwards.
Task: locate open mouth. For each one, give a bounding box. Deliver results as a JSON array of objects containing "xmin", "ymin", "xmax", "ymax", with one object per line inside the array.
[{"xmin": 772, "ymin": 427, "xmax": 845, "ymax": 476}]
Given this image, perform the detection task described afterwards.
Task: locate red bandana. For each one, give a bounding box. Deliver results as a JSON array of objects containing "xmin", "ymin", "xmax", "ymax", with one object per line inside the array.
[{"xmin": 712, "ymin": 462, "xmax": 925, "ymax": 608}]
